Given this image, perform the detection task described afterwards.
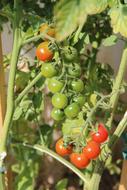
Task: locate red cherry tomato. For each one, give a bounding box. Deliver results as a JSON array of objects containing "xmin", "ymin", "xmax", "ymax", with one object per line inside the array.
[
  {"xmin": 83, "ymin": 141, "xmax": 100, "ymax": 159},
  {"xmin": 70, "ymin": 152, "xmax": 90, "ymax": 169},
  {"xmin": 92, "ymin": 123, "xmax": 108, "ymax": 143},
  {"xmin": 55, "ymin": 138, "xmax": 72, "ymax": 156},
  {"xmin": 36, "ymin": 41, "xmax": 53, "ymax": 61}
]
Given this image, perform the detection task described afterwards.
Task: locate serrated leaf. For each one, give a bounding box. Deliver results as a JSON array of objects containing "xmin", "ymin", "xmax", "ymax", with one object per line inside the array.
[
  {"xmin": 102, "ymin": 35, "xmax": 117, "ymax": 46},
  {"xmin": 55, "ymin": 178, "xmax": 68, "ymax": 190}
]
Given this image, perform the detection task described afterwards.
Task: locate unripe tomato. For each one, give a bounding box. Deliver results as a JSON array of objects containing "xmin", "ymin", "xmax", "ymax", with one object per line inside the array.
[
  {"xmin": 39, "ymin": 23, "xmax": 55, "ymax": 39},
  {"xmin": 52, "ymin": 93, "xmax": 68, "ymax": 109},
  {"xmin": 36, "ymin": 41, "xmax": 53, "ymax": 61},
  {"xmin": 64, "ymin": 103, "xmax": 80, "ymax": 119},
  {"xmin": 83, "ymin": 141, "xmax": 100, "ymax": 159},
  {"xmin": 72, "ymin": 80, "xmax": 84, "ymax": 93},
  {"xmin": 51, "ymin": 108, "xmax": 65, "ymax": 121},
  {"xmin": 55, "ymin": 138, "xmax": 72, "ymax": 156},
  {"xmin": 47, "ymin": 78, "xmax": 64, "ymax": 93},
  {"xmin": 41, "ymin": 63, "xmax": 57, "ymax": 78},
  {"xmin": 68, "ymin": 63, "xmax": 81, "ymax": 77},
  {"xmin": 74, "ymin": 96, "xmax": 85, "ymax": 107},
  {"xmin": 70, "ymin": 152, "xmax": 90, "ymax": 169},
  {"xmin": 62, "ymin": 46, "xmax": 78, "ymax": 62},
  {"xmin": 92, "ymin": 123, "xmax": 108, "ymax": 143}
]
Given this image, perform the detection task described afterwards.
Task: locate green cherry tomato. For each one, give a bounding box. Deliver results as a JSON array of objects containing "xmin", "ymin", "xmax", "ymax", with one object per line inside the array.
[
  {"xmin": 51, "ymin": 108, "xmax": 65, "ymax": 121},
  {"xmin": 74, "ymin": 96, "xmax": 85, "ymax": 107},
  {"xmin": 62, "ymin": 46, "xmax": 78, "ymax": 62},
  {"xmin": 68, "ymin": 63, "xmax": 81, "ymax": 77},
  {"xmin": 52, "ymin": 93, "xmax": 68, "ymax": 109},
  {"xmin": 48, "ymin": 78, "xmax": 64, "ymax": 93},
  {"xmin": 64, "ymin": 103, "xmax": 80, "ymax": 118},
  {"xmin": 72, "ymin": 80, "xmax": 84, "ymax": 93},
  {"xmin": 41, "ymin": 63, "xmax": 57, "ymax": 78}
]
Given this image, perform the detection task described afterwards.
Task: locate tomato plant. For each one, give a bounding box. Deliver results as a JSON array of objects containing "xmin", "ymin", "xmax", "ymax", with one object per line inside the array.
[{"xmin": 0, "ymin": 0, "xmax": 127, "ymax": 190}]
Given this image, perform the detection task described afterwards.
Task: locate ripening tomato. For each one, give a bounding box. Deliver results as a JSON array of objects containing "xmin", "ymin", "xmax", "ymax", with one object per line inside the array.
[
  {"xmin": 72, "ymin": 80, "xmax": 84, "ymax": 93},
  {"xmin": 70, "ymin": 152, "xmax": 90, "ymax": 169},
  {"xmin": 83, "ymin": 141, "xmax": 100, "ymax": 159},
  {"xmin": 64, "ymin": 103, "xmax": 80, "ymax": 118},
  {"xmin": 52, "ymin": 93, "xmax": 68, "ymax": 109},
  {"xmin": 92, "ymin": 123, "xmax": 108, "ymax": 143},
  {"xmin": 39, "ymin": 23, "xmax": 55, "ymax": 39},
  {"xmin": 55, "ymin": 138, "xmax": 72, "ymax": 156},
  {"xmin": 36, "ymin": 41, "xmax": 53, "ymax": 61},
  {"xmin": 41, "ymin": 63, "xmax": 57, "ymax": 78},
  {"xmin": 51, "ymin": 108, "xmax": 65, "ymax": 121}
]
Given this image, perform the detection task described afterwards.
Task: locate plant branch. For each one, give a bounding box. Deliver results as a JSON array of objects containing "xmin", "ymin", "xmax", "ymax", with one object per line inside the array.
[
  {"xmin": 0, "ymin": 1, "xmax": 22, "ymax": 187},
  {"xmin": 107, "ymin": 44, "xmax": 127, "ymax": 128},
  {"xmin": 15, "ymin": 72, "xmax": 43, "ymax": 105},
  {"xmin": 22, "ymin": 33, "xmax": 55, "ymax": 46},
  {"xmin": 33, "ymin": 144, "xmax": 88, "ymax": 185}
]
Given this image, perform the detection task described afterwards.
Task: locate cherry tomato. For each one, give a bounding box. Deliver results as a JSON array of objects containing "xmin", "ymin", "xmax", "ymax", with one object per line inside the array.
[
  {"xmin": 36, "ymin": 41, "xmax": 53, "ymax": 61},
  {"xmin": 51, "ymin": 108, "xmax": 65, "ymax": 121},
  {"xmin": 41, "ymin": 63, "xmax": 57, "ymax": 78},
  {"xmin": 47, "ymin": 78, "xmax": 64, "ymax": 93},
  {"xmin": 83, "ymin": 141, "xmax": 100, "ymax": 159},
  {"xmin": 72, "ymin": 80, "xmax": 84, "ymax": 93},
  {"xmin": 70, "ymin": 152, "xmax": 90, "ymax": 169},
  {"xmin": 68, "ymin": 63, "xmax": 81, "ymax": 77},
  {"xmin": 64, "ymin": 103, "xmax": 80, "ymax": 118},
  {"xmin": 74, "ymin": 96, "xmax": 85, "ymax": 107},
  {"xmin": 52, "ymin": 93, "xmax": 68, "ymax": 109},
  {"xmin": 92, "ymin": 123, "xmax": 108, "ymax": 143},
  {"xmin": 62, "ymin": 46, "xmax": 78, "ymax": 62},
  {"xmin": 55, "ymin": 138, "xmax": 72, "ymax": 156},
  {"xmin": 39, "ymin": 23, "xmax": 55, "ymax": 39}
]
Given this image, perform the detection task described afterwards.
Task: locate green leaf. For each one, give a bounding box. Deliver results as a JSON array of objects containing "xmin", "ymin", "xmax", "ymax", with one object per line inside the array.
[
  {"xmin": 55, "ymin": 0, "xmax": 87, "ymax": 41},
  {"xmin": 13, "ymin": 107, "xmax": 23, "ymax": 121},
  {"xmin": 55, "ymin": 178, "xmax": 68, "ymax": 190},
  {"xmin": 102, "ymin": 35, "xmax": 117, "ymax": 46}
]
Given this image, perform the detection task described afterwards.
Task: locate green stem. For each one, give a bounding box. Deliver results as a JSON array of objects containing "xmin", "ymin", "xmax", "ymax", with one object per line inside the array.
[
  {"xmin": 15, "ymin": 72, "xmax": 42, "ymax": 105},
  {"xmin": 109, "ymin": 111, "xmax": 127, "ymax": 148},
  {"xmin": 33, "ymin": 144, "xmax": 88, "ymax": 185},
  {"xmin": 107, "ymin": 44, "xmax": 127, "ymax": 128},
  {"xmin": 0, "ymin": 0, "xmax": 22, "ymax": 188},
  {"xmin": 22, "ymin": 33, "xmax": 55, "ymax": 46}
]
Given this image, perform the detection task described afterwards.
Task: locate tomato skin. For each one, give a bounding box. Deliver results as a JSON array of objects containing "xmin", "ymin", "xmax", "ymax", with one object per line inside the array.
[
  {"xmin": 52, "ymin": 93, "xmax": 68, "ymax": 109},
  {"xmin": 92, "ymin": 123, "xmax": 108, "ymax": 143},
  {"xmin": 68, "ymin": 63, "xmax": 81, "ymax": 77},
  {"xmin": 83, "ymin": 141, "xmax": 100, "ymax": 159},
  {"xmin": 72, "ymin": 80, "xmax": 84, "ymax": 93},
  {"xmin": 64, "ymin": 103, "xmax": 80, "ymax": 119},
  {"xmin": 41, "ymin": 63, "xmax": 57, "ymax": 78},
  {"xmin": 74, "ymin": 96, "xmax": 85, "ymax": 107},
  {"xmin": 55, "ymin": 138, "xmax": 72, "ymax": 156},
  {"xmin": 39, "ymin": 23, "xmax": 55, "ymax": 39},
  {"xmin": 36, "ymin": 41, "xmax": 53, "ymax": 61},
  {"xmin": 70, "ymin": 153, "xmax": 90, "ymax": 169},
  {"xmin": 51, "ymin": 108, "xmax": 65, "ymax": 121},
  {"xmin": 47, "ymin": 78, "xmax": 64, "ymax": 93},
  {"xmin": 62, "ymin": 46, "xmax": 78, "ymax": 62}
]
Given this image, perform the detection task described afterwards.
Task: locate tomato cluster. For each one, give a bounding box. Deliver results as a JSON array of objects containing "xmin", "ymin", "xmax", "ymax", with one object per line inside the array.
[
  {"xmin": 35, "ymin": 24, "xmax": 86, "ymax": 121},
  {"xmin": 55, "ymin": 123, "xmax": 108, "ymax": 169}
]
